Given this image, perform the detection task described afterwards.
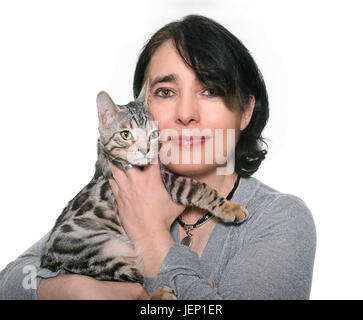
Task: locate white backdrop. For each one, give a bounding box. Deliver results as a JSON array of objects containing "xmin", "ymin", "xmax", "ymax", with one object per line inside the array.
[{"xmin": 1, "ymin": 0, "xmax": 362, "ymax": 299}]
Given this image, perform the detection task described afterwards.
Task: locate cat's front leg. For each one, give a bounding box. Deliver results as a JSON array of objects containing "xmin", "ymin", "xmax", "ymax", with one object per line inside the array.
[
  {"xmin": 160, "ymin": 165, "xmax": 248, "ymax": 224},
  {"xmin": 186, "ymin": 180, "xmax": 248, "ymax": 224}
]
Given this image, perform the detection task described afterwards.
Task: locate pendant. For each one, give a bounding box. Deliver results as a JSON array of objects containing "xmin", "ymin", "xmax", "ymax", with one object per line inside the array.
[{"xmin": 181, "ymin": 235, "xmax": 192, "ymax": 247}]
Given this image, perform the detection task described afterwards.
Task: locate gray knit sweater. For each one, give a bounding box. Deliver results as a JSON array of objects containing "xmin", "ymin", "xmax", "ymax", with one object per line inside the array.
[{"xmin": 0, "ymin": 176, "xmax": 316, "ymax": 300}]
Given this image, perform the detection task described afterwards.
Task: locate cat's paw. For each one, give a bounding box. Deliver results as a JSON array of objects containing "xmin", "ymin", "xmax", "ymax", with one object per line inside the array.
[
  {"xmin": 219, "ymin": 203, "xmax": 248, "ymax": 224},
  {"xmin": 207, "ymin": 278, "xmax": 216, "ymax": 289},
  {"xmin": 148, "ymin": 286, "xmax": 177, "ymax": 300}
]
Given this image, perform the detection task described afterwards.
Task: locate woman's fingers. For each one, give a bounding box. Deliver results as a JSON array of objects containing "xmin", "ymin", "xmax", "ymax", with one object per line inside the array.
[
  {"xmin": 108, "ymin": 161, "xmax": 160, "ymax": 186},
  {"xmin": 108, "ymin": 178, "xmax": 119, "ymax": 196},
  {"xmin": 108, "ymin": 162, "xmax": 127, "ymax": 186},
  {"xmin": 143, "ymin": 162, "xmax": 162, "ymax": 180}
]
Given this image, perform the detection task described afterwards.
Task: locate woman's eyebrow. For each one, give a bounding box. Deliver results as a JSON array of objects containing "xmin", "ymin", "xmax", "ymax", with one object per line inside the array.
[{"xmin": 149, "ymin": 73, "xmax": 179, "ymax": 90}]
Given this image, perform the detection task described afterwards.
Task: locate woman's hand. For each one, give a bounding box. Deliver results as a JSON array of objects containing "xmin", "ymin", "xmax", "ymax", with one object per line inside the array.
[
  {"xmin": 37, "ymin": 274, "xmax": 148, "ymax": 300},
  {"xmin": 108, "ymin": 162, "xmax": 185, "ymax": 277}
]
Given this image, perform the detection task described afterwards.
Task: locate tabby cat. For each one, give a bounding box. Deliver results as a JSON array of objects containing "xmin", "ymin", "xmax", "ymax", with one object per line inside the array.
[{"xmin": 40, "ymin": 86, "xmax": 248, "ymax": 299}]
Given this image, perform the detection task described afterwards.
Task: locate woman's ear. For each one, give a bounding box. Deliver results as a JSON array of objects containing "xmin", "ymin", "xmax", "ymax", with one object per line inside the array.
[{"xmin": 240, "ymin": 95, "xmax": 256, "ymax": 131}]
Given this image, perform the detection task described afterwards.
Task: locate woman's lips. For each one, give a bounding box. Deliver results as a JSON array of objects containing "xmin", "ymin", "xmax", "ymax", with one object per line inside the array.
[{"xmin": 171, "ymin": 135, "xmax": 209, "ymax": 146}]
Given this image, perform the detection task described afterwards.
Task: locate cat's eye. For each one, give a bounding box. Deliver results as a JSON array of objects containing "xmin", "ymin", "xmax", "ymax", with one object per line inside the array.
[
  {"xmin": 149, "ymin": 130, "xmax": 158, "ymax": 140},
  {"xmin": 120, "ymin": 130, "xmax": 133, "ymax": 141}
]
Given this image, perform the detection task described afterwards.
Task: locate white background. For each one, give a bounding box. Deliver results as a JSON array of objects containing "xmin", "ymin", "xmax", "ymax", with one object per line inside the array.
[{"xmin": 1, "ymin": 0, "xmax": 362, "ymax": 299}]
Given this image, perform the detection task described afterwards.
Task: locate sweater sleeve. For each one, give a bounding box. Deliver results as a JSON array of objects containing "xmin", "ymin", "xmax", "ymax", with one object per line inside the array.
[
  {"xmin": 144, "ymin": 195, "xmax": 317, "ymax": 300},
  {"xmin": 0, "ymin": 232, "xmax": 63, "ymax": 300}
]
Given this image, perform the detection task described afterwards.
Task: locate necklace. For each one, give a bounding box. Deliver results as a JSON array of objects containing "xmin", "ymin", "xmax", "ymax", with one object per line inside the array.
[{"xmin": 177, "ymin": 174, "xmax": 241, "ymax": 248}]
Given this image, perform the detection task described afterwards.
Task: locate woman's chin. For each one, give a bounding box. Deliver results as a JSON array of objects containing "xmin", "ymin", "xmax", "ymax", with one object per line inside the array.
[{"xmin": 163, "ymin": 162, "xmax": 217, "ymax": 177}]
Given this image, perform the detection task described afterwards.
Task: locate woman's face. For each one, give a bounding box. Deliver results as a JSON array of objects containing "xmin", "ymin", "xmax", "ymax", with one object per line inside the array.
[{"xmin": 145, "ymin": 40, "xmax": 253, "ymax": 176}]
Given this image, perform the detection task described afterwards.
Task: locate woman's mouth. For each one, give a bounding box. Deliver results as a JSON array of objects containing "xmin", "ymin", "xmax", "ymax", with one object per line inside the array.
[{"xmin": 171, "ymin": 135, "xmax": 209, "ymax": 146}]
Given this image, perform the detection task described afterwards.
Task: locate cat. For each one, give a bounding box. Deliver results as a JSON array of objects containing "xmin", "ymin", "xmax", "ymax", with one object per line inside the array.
[{"xmin": 40, "ymin": 86, "xmax": 248, "ymax": 299}]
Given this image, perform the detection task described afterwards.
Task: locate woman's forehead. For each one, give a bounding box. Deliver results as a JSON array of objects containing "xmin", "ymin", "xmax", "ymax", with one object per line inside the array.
[
  {"xmin": 147, "ymin": 41, "xmax": 205, "ymax": 88},
  {"xmin": 146, "ymin": 39, "xmax": 229, "ymax": 96},
  {"xmin": 147, "ymin": 41, "xmax": 184, "ymax": 74}
]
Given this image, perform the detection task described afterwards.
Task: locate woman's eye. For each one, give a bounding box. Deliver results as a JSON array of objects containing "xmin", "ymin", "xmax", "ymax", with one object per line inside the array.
[
  {"xmin": 156, "ymin": 88, "xmax": 174, "ymax": 97},
  {"xmin": 202, "ymin": 88, "xmax": 217, "ymax": 96},
  {"xmin": 120, "ymin": 130, "xmax": 133, "ymax": 140}
]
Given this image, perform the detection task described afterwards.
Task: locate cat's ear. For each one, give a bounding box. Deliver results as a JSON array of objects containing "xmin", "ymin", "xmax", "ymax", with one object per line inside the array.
[
  {"xmin": 135, "ymin": 80, "xmax": 149, "ymax": 104},
  {"xmin": 97, "ymin": 91, "xmax": 118, "ymax": 128}
]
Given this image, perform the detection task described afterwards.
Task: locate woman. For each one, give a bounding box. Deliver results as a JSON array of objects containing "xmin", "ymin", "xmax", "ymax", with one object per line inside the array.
[{"xmin": 0, "ymin": 15, "xmax": 316, "ymax": 300}]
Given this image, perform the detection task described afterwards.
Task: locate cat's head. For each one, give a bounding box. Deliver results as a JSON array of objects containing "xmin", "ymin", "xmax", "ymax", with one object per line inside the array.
[{"xmin": 96, "ymin": 88, "xmax": 158, "ymax": 167}]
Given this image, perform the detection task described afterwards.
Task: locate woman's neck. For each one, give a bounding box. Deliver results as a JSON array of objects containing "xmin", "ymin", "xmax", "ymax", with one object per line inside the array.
[{"xmin": 180, "ymin": 169, "xmax": 240, "ymax": 224}]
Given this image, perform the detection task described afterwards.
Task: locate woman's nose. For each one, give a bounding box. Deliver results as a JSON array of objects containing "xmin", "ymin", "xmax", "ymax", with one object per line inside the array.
[{"xmin": 175, "ymin": 93, "xmax": 200, "ymax": 126}]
